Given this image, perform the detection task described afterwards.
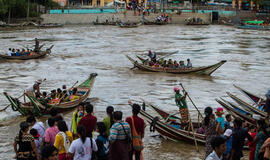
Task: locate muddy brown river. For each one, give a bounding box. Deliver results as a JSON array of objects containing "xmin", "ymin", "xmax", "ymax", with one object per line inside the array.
[{"xmin": 0, "ymin": 24, "xmax": 269, "ymax": 159}]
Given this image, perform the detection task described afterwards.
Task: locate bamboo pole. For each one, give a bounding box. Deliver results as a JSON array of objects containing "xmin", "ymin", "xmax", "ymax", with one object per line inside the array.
[{"xmin": 179, "ymin": 83, "xmax": 203, "ymax": 120}]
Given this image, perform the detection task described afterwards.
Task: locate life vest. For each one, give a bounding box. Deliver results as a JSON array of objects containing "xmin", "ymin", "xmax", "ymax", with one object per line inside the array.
[{"xmin": 49, "ymin": 98, "xmax": 60, "ymax": 104}]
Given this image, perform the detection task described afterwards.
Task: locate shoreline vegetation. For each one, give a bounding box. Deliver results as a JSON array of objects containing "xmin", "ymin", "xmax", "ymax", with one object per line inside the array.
[{"xmin": 0, "ymin": 0, "xmax": 59, "ymax": 24}]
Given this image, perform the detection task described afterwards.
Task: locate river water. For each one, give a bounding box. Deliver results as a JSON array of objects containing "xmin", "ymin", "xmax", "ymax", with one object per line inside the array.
[{"xmin": 0, "ymin": 25, "xmax": 269, "ymax": 159}]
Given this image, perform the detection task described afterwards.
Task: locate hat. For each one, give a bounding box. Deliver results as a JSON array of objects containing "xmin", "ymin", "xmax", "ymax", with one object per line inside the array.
[
  {"xmin": 35, "ymin": 79, "xmax": 42, "ymax": 84},
  {"xmin": 266, "ymin": 89, "xmax": 270, "ymax": 99},
  {"xmin": 216, "ymin": 107, "xmax": 224, "ymax": 114},
  {"xmin": 34, "ymin": 133, "xmax": 40, "ymax": 138},
  {"xmin": 223, "ymin": 129, "xmax": 232, "ymax": 137},
  {"xmin": 174, "ymin": 86, "xmax": 180, "ymax": 92}
]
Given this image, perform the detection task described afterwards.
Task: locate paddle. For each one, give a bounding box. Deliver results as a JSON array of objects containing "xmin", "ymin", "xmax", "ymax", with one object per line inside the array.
[
  {"xmin": 0, "ymin": 93, "xmax": 24, "ymax": 112},
  {"xmin": 179, "ymin": 83, "xmax": 203, "ymax": 120},
  {"xmin": 58, "ymin": 81, "xmax": 79, "ymax": 104}
]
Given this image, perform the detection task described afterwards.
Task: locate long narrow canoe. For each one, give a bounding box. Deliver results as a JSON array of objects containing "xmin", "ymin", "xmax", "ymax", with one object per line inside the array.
[
  {"xmin": 117, "ymin": 22, "xmax": 142, "ymax": 28},
  {"xmin": 233, "ymin": 84, "xmax": 265, "ymax": 106},
  {"xmin": 226, "ymin": 92, "xmax": 267, "ymax": 117},
  {"xmin": 0, "ymin": 45, "xmax": 53, "ymax": 60},
  {"xmin": 143, "ymin": 21, "xmax": 168, "ymax": 25},
  {"xmin": 237, "ymin": 24, "xmax": 270, "ymax": 30},
  {"xmin": 3, "ymin": 73, "xmax": 97, "ymax": 117},
  {"xmin": 93, "ymin": 22, "xmax": 117, "ymax": 25},
  {"xmin": 215, "ymin": 98, "xmax": 256, "ymax": 125},
  {"xmin": 126, "ymin": 55, "xmax": 226, "ymax": 76},
  {"xmin": 131, "ymin": 101, "xmax": 205, "ymax": 144}
]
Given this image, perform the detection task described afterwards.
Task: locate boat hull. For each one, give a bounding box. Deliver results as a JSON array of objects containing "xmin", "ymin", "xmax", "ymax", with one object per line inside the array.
[{"xmin": 126, "ymin": 55, "xmax": 226, "ymax": 76}]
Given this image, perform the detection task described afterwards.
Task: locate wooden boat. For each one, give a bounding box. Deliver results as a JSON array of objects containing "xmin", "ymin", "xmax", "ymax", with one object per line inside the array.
[
  {"xmin": 143, "ymin": 21, "xmax": 168, "ymax": 25},
  {"xmin": 236, "ymin": 20, "xmax": 270, "ymax": 30},
  {"xmin": 3, "ymin": 73, "xmax": 97, "ymax": 117},
  {"xmin": 117, "ymin": 22, "xmax": 142, "ymax": 28},
  {"xmin": 132, "ymin": 101, "xmax": 205, "ymax": 144},
  {"xmin": 226, "ymin": 92, "xmax": 267, "ymax": 117},
  {"xmin": 126, "ymin": 55, "xmax": 226, "ymax": 76},
  {"xmin": 234, "ymin": 84, "xmax": 265, "ymax": 106},
  {"xmin": 93, "ymin": 21, "xmax": 117, "ymax": 25},
  {"xmin": 38, "ymin": 23, "xmax": 63, "ymax": 28},
  {"xmin": 186, "ymin": 22, "xmax": 209, "ymax": 25},
  {"xmin": 0, "ymin": 45, "xmax": 53, "ymax": 60},
  {"xmin": 215, "ymin": 98, "xmax": 256, "ymax": 125}
]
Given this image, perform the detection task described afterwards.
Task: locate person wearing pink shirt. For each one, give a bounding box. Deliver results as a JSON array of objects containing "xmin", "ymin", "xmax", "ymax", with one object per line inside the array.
[{"xmin": 45, "ymin": 118, "xmax": 59, "ymax": 145}]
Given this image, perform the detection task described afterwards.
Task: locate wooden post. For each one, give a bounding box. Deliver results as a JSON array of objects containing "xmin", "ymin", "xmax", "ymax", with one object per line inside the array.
[
  {"xmin": 250, "ymin": 0, "xmax": 253, "ymax": 10},
  {"xmin": 232, "ymin": 0, "xmax": 236, "ymax": 8},
  {"xmin": 238, "ymin": 0, "xmax": 242, "ymax": 10},
  {"xmin": 100, "ymin": 0, "xmax": 104, "ymax": 7}
]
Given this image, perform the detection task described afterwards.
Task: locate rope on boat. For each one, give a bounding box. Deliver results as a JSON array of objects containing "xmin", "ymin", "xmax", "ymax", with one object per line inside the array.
[{"xmin": 150, "ymin": 116, "xmax": 159, "ymax": 132}]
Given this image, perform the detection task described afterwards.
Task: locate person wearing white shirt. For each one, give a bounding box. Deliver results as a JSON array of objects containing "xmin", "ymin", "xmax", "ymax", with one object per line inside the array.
[
  {"xmin": 7, "ymin": 48, "xmax": 12, "ymax": 56},
  {"xmin": 26, "ymin": 116, "xmax": 46, "ymax": 138},
  {"xmin": 187, "ymin": 59, "xmax": 192, "ymax": 68},
  {"xmin": 206, "ymin": 136, "xmax": 226, "ymax": 160},
  {"xmin": 69, "ymin": 125, "xmax": 97, "ymax": 160}
]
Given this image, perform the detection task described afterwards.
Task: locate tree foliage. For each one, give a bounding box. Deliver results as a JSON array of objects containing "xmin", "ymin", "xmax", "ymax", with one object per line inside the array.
[{"xmin": 0, "ymin": 0, "xmax": 59, "ymax": 21}]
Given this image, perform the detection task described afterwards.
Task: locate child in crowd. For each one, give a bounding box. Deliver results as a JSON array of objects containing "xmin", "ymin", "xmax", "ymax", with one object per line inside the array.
[
  {"xmin": 224, "ymin": 114, "xmax": 232, "ymax": 130},
  {"xmin": 30, "ymin": 128, "xmax": 42, "ymax": 158},
  {"xmin": 96, "ymin": 122, "xmax": 109, "ymax": 160},
  {"xmin": 223, "ymin": 129, "xmax": 233, "ymax": 160},
  {"xmin": 216, "ymin": 107, "xmax": 225, "ymax": 132}
]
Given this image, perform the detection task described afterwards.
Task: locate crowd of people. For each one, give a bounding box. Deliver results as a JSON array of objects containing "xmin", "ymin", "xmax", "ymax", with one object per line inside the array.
[
  {"xmin": 156, "ymin": 14, "xmax": 169, "ymax": 23},
  {"xmin": 201, "ymin": 103, "xmax": 270, "ymax": 160},
  {"xmin": 146, "ymin": 50, "xmax": 192, "ymax": 69},
  {"xmin": 13, "ymin": 102, "xmax": 146, "ymax": 160},
  {"xmin": 7, "ymin": 48, "xmax": 36, "ymax": 56}
]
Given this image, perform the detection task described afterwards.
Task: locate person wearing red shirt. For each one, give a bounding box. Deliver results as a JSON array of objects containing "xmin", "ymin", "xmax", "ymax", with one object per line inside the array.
[
  {"xmin": 78, "ymin": 103, "xmax": 97, "ymax": 138},
  {"xmin": 126, "ymin": 103, "xmax": 146, "ymax": 160}
]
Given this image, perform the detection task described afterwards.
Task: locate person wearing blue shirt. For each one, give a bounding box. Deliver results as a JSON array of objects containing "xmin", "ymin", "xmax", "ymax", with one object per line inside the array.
[
  {"xmin": 216, "ymin": 107, "xmax": 225, "ymax": 131},
  {"xmin": 15, "ymin": 49, "xmax": 21, "ymax": 56},
  {"xmin": 224, "ymin": 114, "xmax": 232, "ymax": 130},
  {"xmin": 222, "ymin": 129, "xmax": 233, "ymax": 159}
]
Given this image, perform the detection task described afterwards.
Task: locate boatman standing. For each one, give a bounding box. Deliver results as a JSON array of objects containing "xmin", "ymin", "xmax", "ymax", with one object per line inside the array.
[
  {"xmin": 34, "ymin": 38, "xmax": 39, "ymax": 52},
  {"xmin": 148, "ymin": 50, "xmax": 156, "ymax": 63},
  {"xmin": 25, "ymin": 79, "xmax": 43, "ymax": 98},
  {"xmin": 174, "ymin": 86, "xmax": 189, "ymax": 128}
]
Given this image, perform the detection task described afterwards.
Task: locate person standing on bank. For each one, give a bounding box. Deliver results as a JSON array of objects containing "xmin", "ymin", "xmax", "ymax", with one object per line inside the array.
[
  {"xmin": 109, "ymin": 111, "xmax": 131, "ymax": 160},
  {"xmin": 126, "ymin": 103, "xmax": 146, "ymax": 160},
  {"xmin": 206, "ymin": 136, "xmax": 226, "ymax": 160},
  {"xmin": 14, "ymin": 121, "xmax": 40, "ymax": 160},
  {"xmin": 174, "ymin": 86, "xmax": 189, "ymax": 127},
  {"xmin": 78, "ymin": 103, "xmax": 97, "ymax": 138}
]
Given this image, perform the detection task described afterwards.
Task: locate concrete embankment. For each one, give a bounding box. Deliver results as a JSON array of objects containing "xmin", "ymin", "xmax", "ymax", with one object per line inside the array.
[{"xmin": 41, "ymin": 11, "xmax": 211, "ymax": 24}]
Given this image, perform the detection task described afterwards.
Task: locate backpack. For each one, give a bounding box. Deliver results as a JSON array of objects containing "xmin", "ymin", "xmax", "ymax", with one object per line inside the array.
[{"xmin": 130, "ymin": 117, "xmax": 144, "ymax": 151}]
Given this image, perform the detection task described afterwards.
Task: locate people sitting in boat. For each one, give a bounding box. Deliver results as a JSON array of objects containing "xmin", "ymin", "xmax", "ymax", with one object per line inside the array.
[
  {"xmin": 187, "ymin": 59, "xmax": 192, "ymax": 68},
  {"xmin": 168, "ymin": 59, "xmax": 173, "ymax": 68},
  {"xmin": 179, "ymin": 61, "xmax": 186, "ymax": 69},
  {"xmin": 162, "ymin": 60, "xmax": 168, "ymax": 68},
  {"xmin": 158, "ymin": 58, "xmax": 164, "ymax": 66},
  {"xmin": 56, "ymin": 88, "xmax": 62, "ymax": 99},
  {"xmin": 11, "ymin": 49, "xmax": 16, "ymax": 56},
  {"xmin": 49, "ymin": 93, "xmax": 60, "ymax": 104},
  {"xmin": 148, "ymin": 50, "xmax": 156, "ymax": 63},
  {"xmin": 7, "ymin": 48, "xmax": 12, "ymax": 56},
  {"xmin": 173, "ymin": 60, "xmax": 179, "ymax": 69},
  {"xmin": 61, "ymin": 90, "xmax": 69, "ymax": 102},
  {"xmin": 50, "ymin": 90, "xmax": 56, "ymax": 99},
  {"xmin": 69, "ymin": 88, "xmax": 80, "ymax": 101},
  {"xmin": 15, "ymin": 49, "xmax": 21, "ymax": 56},
  {"xmin": 153, "ymin": 62, "xmax": 159, "ymax": 67}
]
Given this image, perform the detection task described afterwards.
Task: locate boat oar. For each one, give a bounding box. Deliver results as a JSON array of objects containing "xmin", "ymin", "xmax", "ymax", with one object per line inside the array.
[
  {"xmin": 179, "ymin": 83, "xmax": 203, "ymax": 120},
  {"xmin": 0, "ymin": 93, "xmax": 24, "ymax": 112},
  {"xmin": 58, "ymin": 81, "xmax": 79, "ymax": 104}
]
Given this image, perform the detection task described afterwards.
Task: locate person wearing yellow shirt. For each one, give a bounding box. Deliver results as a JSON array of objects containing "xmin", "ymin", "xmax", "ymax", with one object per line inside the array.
[
  {"xmin": 71, "ymin": 102, "xmax": 86, "ymax": 138},
  {"xmin": 54, "ymin": 120, "xmax": 73, "ymax": 160},
  {"xmin": 69, "ymin": 88, "xmax": 80, "ymax": 101}
]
